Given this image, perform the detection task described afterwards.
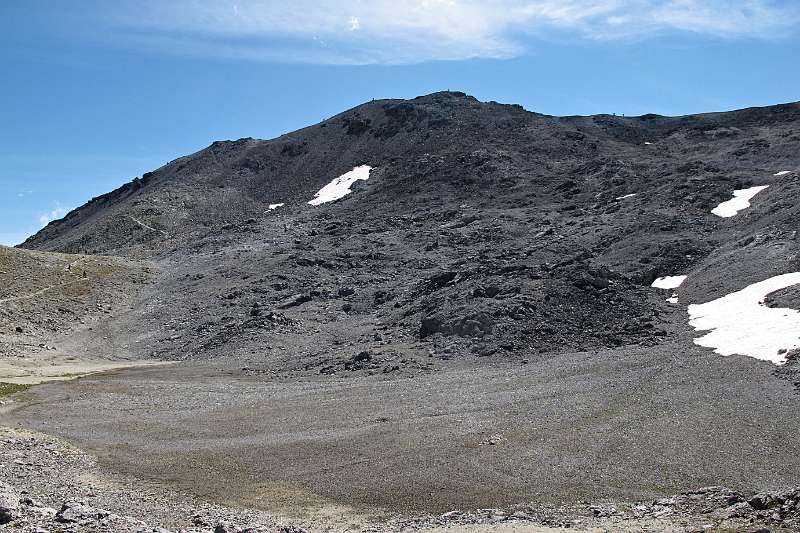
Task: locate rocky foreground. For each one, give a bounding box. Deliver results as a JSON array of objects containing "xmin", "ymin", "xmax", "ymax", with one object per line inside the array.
[
  {"xmin": 1, "ymin": 424, "xmax": 799, "ymax": 532},
  {"xmin": 0, "ymin": 425, "xmax": 293, "ymax": 532}
]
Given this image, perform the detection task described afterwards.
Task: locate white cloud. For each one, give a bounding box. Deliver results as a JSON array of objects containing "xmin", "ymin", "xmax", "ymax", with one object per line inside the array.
[
  {"xmin": 39, "ymin": 204, "xmax": 71, "ymax": 226},
  {"xmin": 651, "ymin": 0, "xmax": 790, "ymax": 35},
  {"xmin": 93, "ymin": 0, "xmax": 799, "ymax": 64}
]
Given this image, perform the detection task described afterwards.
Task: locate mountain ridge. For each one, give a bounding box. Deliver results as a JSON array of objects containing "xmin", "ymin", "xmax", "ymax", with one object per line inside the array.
[{"xmin": 21, "ymin": 92, "xmax": 800, "ymax": 257}]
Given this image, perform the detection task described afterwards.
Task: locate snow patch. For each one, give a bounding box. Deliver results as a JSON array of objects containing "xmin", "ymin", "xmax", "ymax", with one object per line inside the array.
[
  {"xmin": 688, "ymin": 273, "xmax": 800, "ymax": 364},
  {"xmin": 652, "ymin": 275, "xmax": 687, "ymax": 290},
  {"xmin": 643, "ymin": 142, "xmax": 653, "ymax": 145},
  {"xmin": 615, "ymin": 193, "xmax": 637, "ymax": 200},
  {"xmin": 308, "ymin": 165, "xmax": 372, "ymax": 206},
  {"xmin": 774, "ymin": 170, "xmax": 792, "ymax": 176},
  {"xmin": 666, "ymin": 293, "xmax": 679, "ymax": 304},
  {"xmin": 268, "ymin": 203, "xmax": 284, "ymax": 210},
  {"xmin": 710, "ymin": 185, "xmax": 769, "ymax": 218}
]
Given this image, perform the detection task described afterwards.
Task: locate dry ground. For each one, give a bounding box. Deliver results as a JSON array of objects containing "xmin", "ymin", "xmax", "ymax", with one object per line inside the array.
[{"xmin": 0, "ymin": 245, "xmax": 153, "ymax": 384}]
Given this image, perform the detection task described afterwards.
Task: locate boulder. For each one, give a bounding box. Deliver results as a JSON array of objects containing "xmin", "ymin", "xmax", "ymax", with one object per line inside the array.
[
  {"xmin": 424, "ymin": 271, "xmax": 459, "ymax": 292},
  {"xmin": 337, "ymin": 287, "xmax": 355, "ymax": 297},
  {"xmin": 748, "ymin": 492, "xmax": 782, "ymax": 510},
  {"xmin": 276, "ymin": 293, "xmax": 312, "ymax": 309},
  {"xmin": 420, "ymin": 312, "xmax": 493, "ymax": 339},
  {"xmin": 420, "ymin": 316, "xmax": 448, "ymax": 338},
  {"xmin": 0, "ymin": 481, "xmax": 20, "ymax": 524},
  {"xmin": 55, "ymin": 501, "xmax": 102, "ymax": 523},
  {"xmin": 473, "ymin": 285, "xmax": 501, "ymax": 298}
]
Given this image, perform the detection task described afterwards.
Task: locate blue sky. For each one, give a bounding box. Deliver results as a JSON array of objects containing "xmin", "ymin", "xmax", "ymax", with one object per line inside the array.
[{"xmin": 2, "ymin": 0, "xmax": 799, "ymax": 246}]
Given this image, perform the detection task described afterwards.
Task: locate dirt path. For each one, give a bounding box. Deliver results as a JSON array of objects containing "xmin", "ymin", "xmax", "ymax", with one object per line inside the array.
[
  {"xmin": 0, "ymin": 256, "xmax": 89, "ymax": 305},
  {"xmin": 0, "ymin": 277, "xmax": 88, "ymax": 305},
  {"xmin": 126, "ymin": 215, "xmax": 169, "ymax": 236},
  {"xmin": 0, "ymin": 358, "xmax": 172, "ymax": 386}
]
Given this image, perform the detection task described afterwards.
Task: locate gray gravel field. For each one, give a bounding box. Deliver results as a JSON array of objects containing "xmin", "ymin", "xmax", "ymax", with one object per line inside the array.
[{"xmin": 5, "ymin": 336, "xmax": 800, "ymax": 517}]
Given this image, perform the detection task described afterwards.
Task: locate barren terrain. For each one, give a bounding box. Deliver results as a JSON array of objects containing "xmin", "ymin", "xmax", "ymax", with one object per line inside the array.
[{"xmin": 2, "ymin": 92, "xmax": 800, "ymax": 531}]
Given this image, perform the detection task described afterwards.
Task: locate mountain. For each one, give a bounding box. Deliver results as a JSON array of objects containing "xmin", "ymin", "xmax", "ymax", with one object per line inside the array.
[
  {"xmin": 4, "ymin": 92, "xmax": 800, "ymax": 530},
  {"xmin": 16, "ymin": 91, "xmax": 800, "ymax": 370}
]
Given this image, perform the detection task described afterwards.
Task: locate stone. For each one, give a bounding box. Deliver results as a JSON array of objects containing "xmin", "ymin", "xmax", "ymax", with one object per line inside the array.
[
  {"xmin": 420, "ymin": 316, "xmax": 446, "ymax": 338},
  {"xmin": 279, "ymin": 527, "xmax": 309, "ymax": 533},
  {"xmin": 718, "ymin": 501, "xmax": 752, "ymax": 519},
  {"xmin": 473, "ymin": 285, "xmax": 501, "ymax": 298},
  {"xmin": 337, "ymin": 287, "xmax": 355, "ymax": 297},
  {"xmin": 425, "ymin": 271, "xmax": 459, "ymax": 292},
  {"xmin": 353, "ymin": 351, "xmax": 371, "ymax": 362},
  {"xmin": 55, "ymin": 501, "xmax": 101, "ymax": 523},
  {"xmin": 276, "ymin": 293, "xmax": 312, "ymax": 309},
  {"xmin": 0, "ymin": 481, "xmax": 20, "ymax": 525},
  {"xmin": 749, "ymin": 493, "xmax": 780, "ymax": 511}
]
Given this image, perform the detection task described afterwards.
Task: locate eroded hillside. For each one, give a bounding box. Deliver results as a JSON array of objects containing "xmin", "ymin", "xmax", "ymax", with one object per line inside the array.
[{"xmin": 0, "ymin": 246, "xmax": 151, "ymax": 382}]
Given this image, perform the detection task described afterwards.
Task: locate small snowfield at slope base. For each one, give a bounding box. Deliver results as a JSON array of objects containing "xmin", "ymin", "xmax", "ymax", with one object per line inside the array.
[{"xmin": 688, "ymin": 272, "xmax": 800, "ymax": 364}]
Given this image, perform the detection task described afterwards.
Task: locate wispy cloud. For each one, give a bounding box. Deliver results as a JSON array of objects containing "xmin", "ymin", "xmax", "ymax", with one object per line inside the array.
[
  {"xmin": 80, "ymin": 0, "xmax": 800, "ymax": 64},
  {"xmin": 39, "ymin": 203, "xmax": 71, "ymax": 226}
]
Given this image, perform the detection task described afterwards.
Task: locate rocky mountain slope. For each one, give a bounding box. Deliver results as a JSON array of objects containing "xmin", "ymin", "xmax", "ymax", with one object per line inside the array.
[{"xmin": 17, "ymin": 92, "xmax": 800, "ymax": 372}]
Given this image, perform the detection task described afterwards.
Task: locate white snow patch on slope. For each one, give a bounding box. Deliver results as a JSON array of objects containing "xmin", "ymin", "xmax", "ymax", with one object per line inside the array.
[
  {"xmin": 774, "ymin": 170, "xmax": 792, "ymax": 176},
  {"xmin": 616, "ymin": 193, "xmax": 637, "ymax": 200},
  {"xmin": 268, "ymin": 203, "xmax": 284, "ymax": 210},
  {"xmin": 308, "ymin": 165, "xmax": 372, "ymax": 206},
  {"xmin": 666, "ymin": 293, "xmax": 679, "ymax": 304},
  {"xmin": 644, "ymin": 142, "xmax": 653, "ymax": 145},
  {"xmin": 711, "ymin": 185, "xmax": 769, "ymax": 217},
  {"xmin": 688, "ymin": 272, "xmax": 800, "ymax": 365},
  {"xmin": 652, "ymin": 275, "xmax": 687, "ymax": 290}
]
